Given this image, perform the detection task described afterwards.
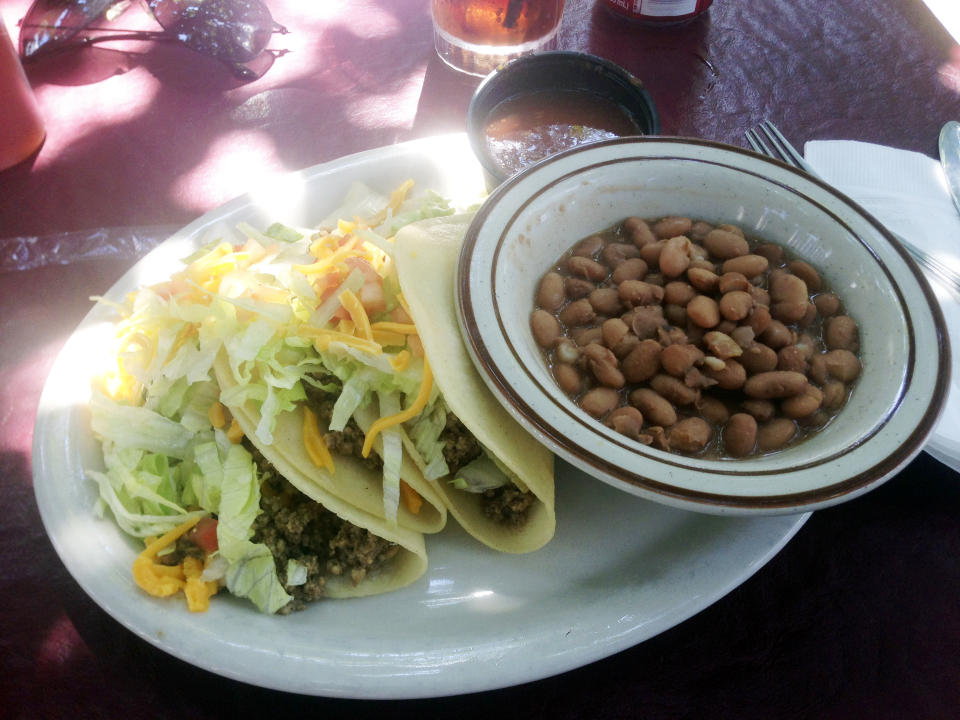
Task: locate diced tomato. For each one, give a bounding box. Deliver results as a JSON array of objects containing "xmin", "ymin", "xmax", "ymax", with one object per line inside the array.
[
  {"xmin": 186, "ymin": 517, "xmax": 219, "ymax": 553},
  {"xmin": 389, "ymin": 305, "xmax": 413, "ymax": 324},
  {"xmin": 345, "ymin": 257, "xmax": 386, "ymax": 313}
]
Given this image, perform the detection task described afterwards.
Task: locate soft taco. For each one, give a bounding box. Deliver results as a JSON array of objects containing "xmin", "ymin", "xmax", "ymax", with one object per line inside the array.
[{"xmin": 393, "ymin": 215, "xmax": 556, "ymax": 553}]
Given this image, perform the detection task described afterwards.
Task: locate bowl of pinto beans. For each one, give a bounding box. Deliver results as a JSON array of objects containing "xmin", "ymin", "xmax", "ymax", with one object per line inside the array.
[{"xmin": 455, "ymin": 137, "xmax": 950, "ymax": 515}]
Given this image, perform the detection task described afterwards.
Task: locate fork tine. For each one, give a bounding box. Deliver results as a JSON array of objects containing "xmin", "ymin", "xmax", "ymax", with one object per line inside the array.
[
  {"xmin": 744, "ymin": 128, "xmax": 775, "ymax": 157},
  {"xmin": 760, "ymin": 121, "xmax": 816, "ymax": 174}
]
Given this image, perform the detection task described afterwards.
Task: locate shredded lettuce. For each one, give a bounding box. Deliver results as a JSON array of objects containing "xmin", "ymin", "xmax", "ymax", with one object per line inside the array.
[
  {"xmin": 451, "ymin": 454, "xmax": 511, "ymax": 493},
  {"xmin": 378, "ymin": 391, "xmax": 403, "ymax": 524}
]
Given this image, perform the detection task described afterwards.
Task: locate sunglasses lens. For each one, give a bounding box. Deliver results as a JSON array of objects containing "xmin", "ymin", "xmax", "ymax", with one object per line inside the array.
[
  {"xmin": 19, "ymin": 0, "xmax": 119, "ymax": 58},
  {"xmin": 147, "ymin": 0, "xmax": 275, "ymax": 63}
]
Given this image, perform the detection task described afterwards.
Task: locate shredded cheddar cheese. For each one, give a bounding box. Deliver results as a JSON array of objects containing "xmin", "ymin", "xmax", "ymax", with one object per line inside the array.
[
  {"xmin": 226, "ymin": 419, "xmax": 244, "ymax": 443},
  {"xmin": 295, "ymin": 235, "xmax": 361, "ymax": 275},
  {"xmin": 370, "ymin": 321, "xmax": 417, "ymax": 335},
  {"xmin": 361, "ymin": 357, "xmax": 433, "ymax": 458},
  {"xmin": 132, "ymin": 515, "xmax": 204, "ymax": 599},
  {"xmin": 389, "ymin": 350, "xmax": 411, "ymax": 372},
  {"xmin": 400, "ymin": 481, "xmax": 423, "ymax": 515},
  {"xmin": 302, "ymin": 406, "xmax": 336, "ymax": 473},
  {"xmin": 208, "ymin": 401, "xmax": 227, "ymax": 428},
  {"xmin": 183, "ymin": 556, "xmax": 219, "ymax": 612},
  {"xmin": 338, "ymin": 289, "xmax": 374, "ymax": 341}
]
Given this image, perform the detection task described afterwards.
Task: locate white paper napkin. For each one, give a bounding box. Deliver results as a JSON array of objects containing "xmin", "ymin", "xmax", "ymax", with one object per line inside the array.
[{"xmin": 804, "ymin": 139, "xmax": 960, "ymax": 474}]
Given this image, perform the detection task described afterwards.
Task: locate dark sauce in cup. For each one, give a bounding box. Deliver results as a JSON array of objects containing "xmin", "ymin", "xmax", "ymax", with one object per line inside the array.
[{"xmin": 481, "ymin": 90, "xmax": 643, "ymax": 177}]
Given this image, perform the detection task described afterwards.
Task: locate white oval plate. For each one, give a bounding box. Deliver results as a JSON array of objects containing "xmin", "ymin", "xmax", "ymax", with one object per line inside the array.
[{"xmin": 32, "ymin": 134, "xmax": 807, "ymax": 698}]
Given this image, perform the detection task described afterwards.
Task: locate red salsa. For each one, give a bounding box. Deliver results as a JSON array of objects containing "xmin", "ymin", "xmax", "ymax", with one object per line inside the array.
[{"xmin": 482, "ymin": 89, "xmax": 642, "ymax": 177}]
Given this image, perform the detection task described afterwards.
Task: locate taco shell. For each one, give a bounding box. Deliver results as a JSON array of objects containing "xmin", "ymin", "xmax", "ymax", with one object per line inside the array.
[
  {"xmin": 394, "ymin": 215, "xmax": 556, "ymax": 553},
  {"xmin": 214, "ymin": 354, "xmax": 447, "ymax": 535},
  {"xmin": 219, "ymin": 385, "xmax": 428, "ymax": 598}
]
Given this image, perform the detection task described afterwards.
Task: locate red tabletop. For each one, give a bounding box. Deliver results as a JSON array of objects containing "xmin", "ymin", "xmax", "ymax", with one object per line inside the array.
[{"xmin": 2, "ymin": 0, "xmax": 959, "ymax": 716}]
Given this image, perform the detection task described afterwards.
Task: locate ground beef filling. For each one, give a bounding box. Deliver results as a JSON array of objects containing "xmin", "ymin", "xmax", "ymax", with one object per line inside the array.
[
  {"xmin": 245, "ymin": 441, "xmax": 400, "ymax": 614},
  {"xmin": 440, "ymin": 412, "xmax": 535, "ymax": 527},
  {"xmin": 303, "ymin": 373, "xmax": 382, "ymax": 471},
  {"xmin": 304, "ymin": 373, "xmax": 535, "ymax": 527}
]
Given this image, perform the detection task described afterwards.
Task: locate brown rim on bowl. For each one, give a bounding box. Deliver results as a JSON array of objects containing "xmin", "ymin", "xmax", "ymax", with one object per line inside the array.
[{"xmin": 457, "ymin": 136, "xmax": 951, "ymax": 511}]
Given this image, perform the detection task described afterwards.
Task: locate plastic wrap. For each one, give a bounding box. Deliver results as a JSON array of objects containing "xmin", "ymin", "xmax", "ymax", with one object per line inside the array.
[{"xmin": 0, "ymin": 225, "xmax": 180, "ymax": 274}]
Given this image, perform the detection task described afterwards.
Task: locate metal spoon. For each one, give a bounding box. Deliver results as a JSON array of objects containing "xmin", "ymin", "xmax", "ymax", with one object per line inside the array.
[{"xmin": 939, "ymin": 120, "xmax": 960, "ymax": 217}]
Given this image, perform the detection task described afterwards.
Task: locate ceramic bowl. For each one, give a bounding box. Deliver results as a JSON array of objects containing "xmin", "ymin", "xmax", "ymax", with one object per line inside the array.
[
  {"xmin": 466, "ymin": 51, "xmax": 660, "ymax": 188},
  {"xmin": 456, "ymin": 137, "xmax": 950, "ymax": 515}
]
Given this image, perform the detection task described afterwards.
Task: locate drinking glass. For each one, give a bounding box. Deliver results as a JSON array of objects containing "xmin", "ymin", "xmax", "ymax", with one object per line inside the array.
[{"xmin": 432, "ymin": 0, "xmax": 565, "ymax": 76}]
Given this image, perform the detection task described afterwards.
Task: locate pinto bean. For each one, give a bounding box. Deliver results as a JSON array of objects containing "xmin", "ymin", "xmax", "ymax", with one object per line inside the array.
[
  {"xmin": 530, "ymin": 310, "xmax": 561, "ymax": 348},
  {"xmin": 741, "ymin": 399, "xmax": 776, "ymax": 423},
  {"xmin": 559, "ymin": 298, "xmax": 596, "ymax": 327},
  {"xmin": 579, "ymin": 387, "xmax": 619, "ymax": 418},
  {"xmin": 670, "ymin": 417, "xmax": 712, "ymax": 453},
  {"xmin": 629, "ymin": 387, "xmax": 677, "ymax": 426},
  {"xmin": 619, "ymin": 280, "xmax": 665, "ymax": 306},
  {"xmin": 628, "ymin": 218, "xmax": 657, "ymax": 247},
  {"xmin": 663, "ymin": 303, "xmax": 687, "ymax": 327},
  {"xmin": 652, "ymin": 216, "xmax": 693, "ymax": 239},
  {"xmin": 787, "ymin": 260, "xmax": 822, "ymax": 291},
  {"xmin": 823, "ymin": 349, "xmax": 861, "ymax": 382},
  {"xmin": 664, "ymin": 281, "xmax": 697, "ymax": 306},
  {"xmin": 771, "ymin": 301, "xmax": 809, "ymax": 324},
  {"xmin": 821, "ymin": 380, "xmax": 848, "ymax": 410},
  {"xmin": 660, "ymin": 343, "xmax": 704, "ymax": 377},
  {"xmin": 687, "ymin": 295, "xmax": 721, "ymax": 328},
  {"xmin": 553, "ymin": 363, "xmax": 583, "ymax": 395},
  {"xmin": 690, "ymin": 221, "xmax": 714, "ymax": 240},
  {"xmin": 757, "ymin": 418, "xmax": 797, "ymax": 451},
  {"xmin": 698, "ymin": 396, "xmax": 731, "ymax": 425},
  {"xmin": 770, "ymin": 272, "xmax": 808, "ymax": 305},
  {"xmin": 639, "ymin": 240, "xmax": 665, "ymax": 266},
  {"xmin": 781, "ymin": 386, "xmax": 823, "ymax": 419},
  {"xmin": 723, "ymin": 413, "xmax": 758, "ymax": 457},
  {"xmin": 731, "ymin": 325, "xmax": 756, "ymax": 349},
  {"xmin": 814, "ymin": 292, "xmax": 841, "ymax": 317},
  {"xmin": 704, "ymin": 229, "xmax": 750, "ymax": 259},
  {"xmin": 572, "ymin": 235, "xmax": 605, "ymax": 258},
  {"xmin": 564, "ymin": 276, "xmax": 595, "ymax": 299},
  {"xmin": 601, "ymin": 317, "xmax": 630, "ymax": 349},
  {"xmin": 601, "ymin": 242, "xmax": 641, "ymax": 268},
  {"xmin": 746, "ymin": 304, "xmax": 772, "ymax": 335},
  {"xmin": 703, "ymin": 358, "xmax": 747, "ymax": 390},
  {"xmin": 750, "ymin": 285, "xmax": 771, "ymax": 307},
  {"xmin": 624, "ymin": 306, "xmax": 666, "ymax": 339},
  {"xmin": 718, "ymin": 272, "xmax": 751, "ymax": 294},
  {"xmin": 605, "ymin": 406, "xmax": 645, "ymax": 441},
  {"xmin": 740, "ymin": 343, "xmax": 779, "ymax": 374},
  {"xmin": 759, "ymin": 320, "xmax": 794, "ymax": 349},
  {"xmin": 536, "ymin": 272, "xmax": 565, "ymax": 311},
  {"xmin": 719, "ymin": 290, "xmax": 753, "ymax": 322},
  {"xmin": 622, "ymin": 339, "xmax": 662, "ymax": 383},
  {"xmin": 583, "ymin": 343, "xmax": 625, "ymax": 388},
  {"xmin": 568, "ymin": 255, "xmax": 608, "ymax": 282},
  {"xmin": 777, "ymin": 345, "xmax": 809, "ymax": 373},
  {"xmin": 650, "ymin": 373, "xmax": 699, "ymax": 405},
  {"xmin": 659, "ymin": 236, "xmax": 693, "ymax": 277},
  {"xmin": 753, "ymin": 242, "xmax": 785, "ymax": 265},
  {"xmin": 722, "ymin": 254, "xmax": 769, "ymax": 278},
  {"xmin": 612, "ymin": 257, "xmax": 649, "ymax": 284},
  {"xmin": 589, "ymin": 287, "xmax": 623, "ymax": 315},
  {"xmin": 825, "ymin": 315, "xmax": 859, "ymax": 352},
  {"xmin": 687, "ymin": 266, "xmax": 720, "ymax": 292},
  {"xmin": 703, "ymin": 331, "xmax": 743, "ymax": 359},
  {"xmin": 743, "ymin": 371, "xmax": 809, "ymax": 399}
]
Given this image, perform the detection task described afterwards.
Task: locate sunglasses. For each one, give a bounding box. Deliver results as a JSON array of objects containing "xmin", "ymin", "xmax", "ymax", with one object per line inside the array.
[{"xmin": 19, "ymin": 0, "xmax": 289, "ymax": 81}]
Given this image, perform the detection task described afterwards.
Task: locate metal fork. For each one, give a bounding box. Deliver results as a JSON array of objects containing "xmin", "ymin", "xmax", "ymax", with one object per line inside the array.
[{"xmin": 744, "ymin": 120, "xmax": 960, "ymax": 297}]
